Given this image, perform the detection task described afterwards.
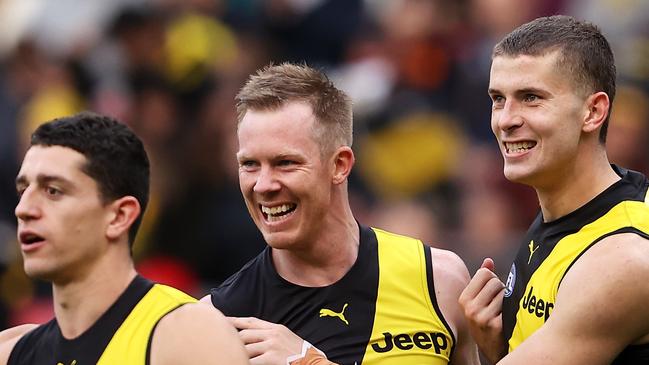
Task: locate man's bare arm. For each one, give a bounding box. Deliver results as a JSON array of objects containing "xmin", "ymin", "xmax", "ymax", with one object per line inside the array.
[
  {"xmin": 432, "ymin": 248, "xmax": 480, "ymax": 365},
  {"xmin": 150, "ymin": 302, "xmax": 249, "ymax": 365},
  {"xmin": 498, "ymin": 233, "xmax": 649, "ymax": 364},
  {"xmin": 0, "ymin": 324, "xmax": 38, "ymax": 365}
]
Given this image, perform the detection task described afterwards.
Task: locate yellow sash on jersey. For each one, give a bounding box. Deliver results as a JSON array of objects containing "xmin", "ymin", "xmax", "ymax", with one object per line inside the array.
[
  {"xmin": 97, "ymin": 284, "xmax": 196, "ymax": 364},
  {"xmin": 363, "ymin": 228, "xmax": 454, "ymax": 364}
]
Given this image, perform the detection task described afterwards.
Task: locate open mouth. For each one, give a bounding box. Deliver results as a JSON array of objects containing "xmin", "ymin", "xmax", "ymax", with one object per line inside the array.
[
  {"xmin": 20, "ymin": 232, "xmax": 45, "ymax": 245},
  {"xmin": 505, "ymin": 141, "xmax": 536, "ymax": 154},
  {"xmin": 260, "ymin": 203, "xmax": 297, "ymax": 222}
]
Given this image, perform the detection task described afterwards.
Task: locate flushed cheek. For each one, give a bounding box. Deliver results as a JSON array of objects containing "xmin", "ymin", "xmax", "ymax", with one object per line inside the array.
[{"xmin": 239, "ymin": 180, "xmax": 254, "ymax": 197}]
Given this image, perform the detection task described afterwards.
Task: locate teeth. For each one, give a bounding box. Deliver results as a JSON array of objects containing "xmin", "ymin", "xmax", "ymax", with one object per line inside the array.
[
  {"xmin": 506, "ymin": 141, "xmax": 536, "ymax": 153},
  {"xmin": 261, "ymin": 204, "xmax": 294, "ymax": 216}
]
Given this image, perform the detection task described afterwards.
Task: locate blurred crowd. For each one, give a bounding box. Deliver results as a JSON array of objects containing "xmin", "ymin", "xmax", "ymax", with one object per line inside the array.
[{"xmin": 1, "ymin": 0, "xmax": 649, "ymax": 330}]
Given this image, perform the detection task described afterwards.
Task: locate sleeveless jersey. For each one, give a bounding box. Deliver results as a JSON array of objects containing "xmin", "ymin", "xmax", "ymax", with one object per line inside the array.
[
  {"xmin": 502, "ymin": 166, "xmax": 649, "ymax": 363},
  {"xmin": 211, "ymin": 225, "xmax": 455, "ymax": 365},
  {"xmin": 8, "ymin": 275, "xmax": 196, "ymax": 365}
]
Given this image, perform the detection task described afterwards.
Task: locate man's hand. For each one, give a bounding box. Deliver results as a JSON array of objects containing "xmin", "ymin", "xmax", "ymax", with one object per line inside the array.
[
  {"xmin": 458, "ymin": 258, "xmax": 507, "ymax": 364},
  {"xmin": 230, "ymin": 316, "xmax": 306, "ymax": 365}
]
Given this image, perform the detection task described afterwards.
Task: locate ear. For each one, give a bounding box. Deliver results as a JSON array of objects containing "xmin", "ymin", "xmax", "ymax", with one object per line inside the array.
[
  {"xmin": 105, "ymin": 196, "xmax": 141, "ymax": 241},
  {"xmin": 331, "ymin": 146, "xmax": 355, "ymax": 185},
  {"xmin": 582, "ymin": 91, "xmax": 610, "ymax": 133}
]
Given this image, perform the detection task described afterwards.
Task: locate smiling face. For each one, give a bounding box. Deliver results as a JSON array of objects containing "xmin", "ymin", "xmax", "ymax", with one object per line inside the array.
[
  {"xmin": 15, "ymin": 146, "xmax": 113, "ymax": 282},
  {"xmin": 488, "ymin": 51, "xmax": 590, "ymax": 189},
  {"xmin": 237, "ymin": 101, "xmax": 335, "ymax": 250}
]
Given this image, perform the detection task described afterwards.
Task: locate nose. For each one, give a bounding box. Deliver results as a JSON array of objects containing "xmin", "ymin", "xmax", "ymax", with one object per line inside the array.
[
  {"xmin": 253, "ymin": 166, "xmax": 281, "ymax": 194},
  {"xmin": 494, "ymin": 100, "xmax": 524, "ymax": 132},
  {"xmin": 15, "ymin": 187, "xmax": 41, "ymax": 221}
]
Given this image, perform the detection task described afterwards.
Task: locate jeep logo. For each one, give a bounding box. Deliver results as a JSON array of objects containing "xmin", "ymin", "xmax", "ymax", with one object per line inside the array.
[
  {"xmin": 521, "ymin": 286, "xmax": 554, "ymax": 321},
  {"xmin": 371, "ymin": 331, "xmax": 448, "ymax": 354}
]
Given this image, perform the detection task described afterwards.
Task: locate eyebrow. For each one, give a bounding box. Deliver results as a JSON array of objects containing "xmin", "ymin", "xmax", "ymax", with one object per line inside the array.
[
  {"xmin": 16, "ymin": 174, "xmax": 74, "ymax": 189},
  {"xmin": 516, "ymin": 87, "xmax": 547, "ymax": 95},
  {"xmin": 236, "ymin": 152, "xmax": 250, "ymax": 161},
  {"xmin": 488, "ymin": 87, "xmax": 547, "ymax": 96},
  {"xmin": 274, "ymin": 152, "xmax": 303, "ymax": 160},
  {"xmin": 487, "ymin": 88, "xmax": 500, "ymax": 95}
]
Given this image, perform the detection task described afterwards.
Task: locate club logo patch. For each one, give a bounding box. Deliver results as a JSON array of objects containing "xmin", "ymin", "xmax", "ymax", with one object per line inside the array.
[{"xmin": 504, "ymin": 263, "xmax": 516, "ymax": 298}]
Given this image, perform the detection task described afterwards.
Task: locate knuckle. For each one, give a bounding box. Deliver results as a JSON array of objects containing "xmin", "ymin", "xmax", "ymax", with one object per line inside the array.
[{"xmin": 463, "ymin": 303, "xmax": 480, "ymax": 319}]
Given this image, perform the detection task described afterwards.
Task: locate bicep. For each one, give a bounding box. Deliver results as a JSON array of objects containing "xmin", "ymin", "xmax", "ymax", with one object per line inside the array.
[{"xmin": 498, "ymin": 317, "xmax": 616, "ymax": 365}]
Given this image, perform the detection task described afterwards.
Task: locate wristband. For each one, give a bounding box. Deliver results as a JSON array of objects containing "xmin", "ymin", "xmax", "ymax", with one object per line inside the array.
[{"xmin": 286, "ymin": 341, "xmax": 327, "ymax": 365}]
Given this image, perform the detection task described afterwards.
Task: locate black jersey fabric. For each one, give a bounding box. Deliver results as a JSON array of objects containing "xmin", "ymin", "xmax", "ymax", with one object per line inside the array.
[
  {"xmin": 211, "ymin": 224, "xmax": 456, "ymax": 365},
  {"xmin": 8, "ymin": 275, "xmax": 195, "ymax": 365}
]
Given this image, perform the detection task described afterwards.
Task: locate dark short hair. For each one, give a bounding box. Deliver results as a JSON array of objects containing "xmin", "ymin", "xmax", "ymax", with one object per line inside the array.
[
  {"xmin": 30, "ymin": 111, "xmax": 150, "ymax": 245},
  {"xmin": 235, "ymin": 63, "xmax": 353, "ymax": 155},
  {"xmin": 493, "ymin": 15, "xmax": 616, "ymax": 143}
]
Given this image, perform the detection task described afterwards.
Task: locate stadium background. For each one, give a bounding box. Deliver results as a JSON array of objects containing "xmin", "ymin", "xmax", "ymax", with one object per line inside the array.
[{"xmin": 0, "ymin": 0, "xmax": 647, "ymax": 348}]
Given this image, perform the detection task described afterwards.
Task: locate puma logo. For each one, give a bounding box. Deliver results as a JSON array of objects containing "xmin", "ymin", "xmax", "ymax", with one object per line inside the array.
[
  {"xmin": 528, "ymin": 240, "xmax": 539, "ymax": 264},
  {"xmin": 319, "ymin": 303, "xmax": 349, "ymax": 325},
  {"xmin": 57, "ymin": 361, "xmax": 77, "ymax": 365}
]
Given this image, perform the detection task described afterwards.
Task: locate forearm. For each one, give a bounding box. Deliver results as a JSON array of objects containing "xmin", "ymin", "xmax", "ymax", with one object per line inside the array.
[
  {"xmin": 480, "ymin": 345, "xmax": 507, "ymax": 365},
  {"xmin": 467, "ymin": 324, "xmax": 507, "ymax": 365}
]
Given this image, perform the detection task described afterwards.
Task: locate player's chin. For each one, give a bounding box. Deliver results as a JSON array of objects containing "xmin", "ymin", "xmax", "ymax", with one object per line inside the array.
[
  {"xmin": 263, "ymin": 234, "xmax": 298, "ymax": 250},
  {"xmin": 504, "ymin": 168, "xmax": 540, "ymax": 187},
  {"xmin": 23, "ymin": 263, "xmax": 57, "ymax": 282}
]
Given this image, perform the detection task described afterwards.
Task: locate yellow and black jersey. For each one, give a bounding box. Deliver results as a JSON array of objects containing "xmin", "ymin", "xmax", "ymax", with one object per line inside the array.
[
  {"xmin": 211, "ymin": 225, "xmax": 455, "ymax": 365},
  {"xmin": 502, "ymin": 166, "xmax": 649, "ymax": 364},
  {"xmin": 8, "ymin": 275, "xmax": 195, "ymax": 365}
]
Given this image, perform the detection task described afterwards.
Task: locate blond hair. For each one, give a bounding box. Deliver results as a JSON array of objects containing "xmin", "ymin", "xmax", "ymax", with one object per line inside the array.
[{"xmin": 236, "ymin": 63, "xmax": 353, "ymax": 154}]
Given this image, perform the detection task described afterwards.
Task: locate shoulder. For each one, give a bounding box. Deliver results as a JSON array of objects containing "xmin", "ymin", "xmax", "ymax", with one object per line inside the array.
[
  {"xmin": 430, "ymin": 248, "xmax": 480, "ymax": 363},
  {"xmin": 565, "ymin": 232, "xmax": 649, "ymax": 288},
  {"xmin": 556, "ymin": 232, "xmax": 649, "ymax": 344},
  {"xmin": 155, "ymin": 301, "xmax": 230, "ymax": 332},
  {"xmin": 149, "ymin": 302, "xmax": 248, "ymax": 365},
  {"xmin": 0, "ymin": 324, "xmax": 37, "ymax": 344},
  {"xmin": 431, "ymin": 248, "xmax": 471, "ymax": 329},
  {"xmin": 431, "ymin": 247, "xmax": 471, "ymax": 290},
  {"xmin": 0, "ymin": 324, "xmax": 39, "ymax": 364}
]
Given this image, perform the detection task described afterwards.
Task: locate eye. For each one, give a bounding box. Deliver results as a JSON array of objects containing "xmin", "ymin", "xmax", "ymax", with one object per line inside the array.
[
  {"xmin": 523, "ymin": 94, "xmax": 539, "ymax": 102},
  {"xmin": 45, "ymin": 186, "xmax": 62, "ymax": 197},
  {"xmin": 278, "ymin": 159, "xmax": 295, "ymax": 167},
  {"xmin": 239, "ymin": 160, "xmax": 259, "ymax": 170},
  {"xmin": 16, "ymin": 187, "xmax": 26, "ymax": 198},
  {"xmin": 490, "ymin": 95, "xmax": 505, "ymax": 109}
]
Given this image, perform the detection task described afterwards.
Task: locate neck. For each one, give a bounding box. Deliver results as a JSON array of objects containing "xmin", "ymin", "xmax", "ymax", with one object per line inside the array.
[
  {"xmin": 52, "ymin": 250, "xmax": 136, "ymax": 339},
  {"xmin": 537, "ymin": 152, "xmax": 619, "ymax": 222},
  {"xmin": 272, "ymin": 201, "xmax": 359, "ymax": 287}
]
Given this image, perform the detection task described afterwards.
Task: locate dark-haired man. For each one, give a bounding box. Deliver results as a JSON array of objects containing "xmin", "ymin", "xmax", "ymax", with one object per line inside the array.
[
  {"xmin": 459, "ymin": 15, "xmax": 649, "ymax": 365},
  {"xmin": 0, "ymin": 112, "xmax": 249, "ymax": 364}
]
